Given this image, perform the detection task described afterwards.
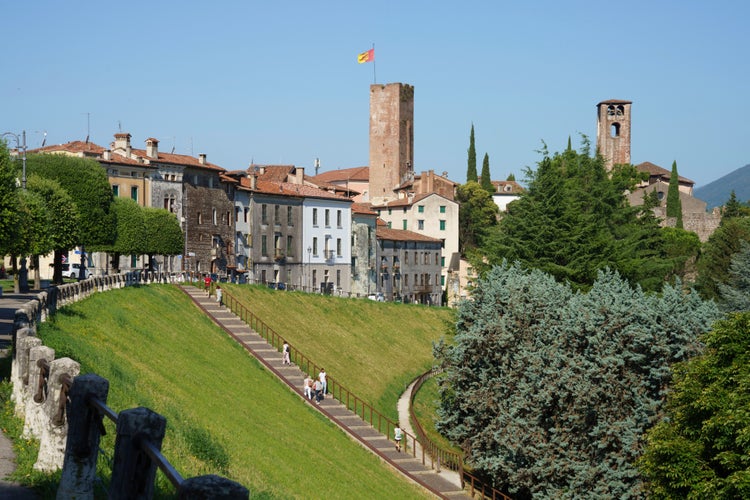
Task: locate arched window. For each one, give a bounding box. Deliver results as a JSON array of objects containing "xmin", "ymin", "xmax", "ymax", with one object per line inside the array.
[{"xmin": 611, "ymin": 122, "xmax": 620, "ymax": 137}]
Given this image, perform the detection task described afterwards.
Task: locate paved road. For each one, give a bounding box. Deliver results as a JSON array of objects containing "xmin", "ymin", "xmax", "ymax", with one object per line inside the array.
[{"xmin": 0, "ymin": 289, "xmax": 42, "ymax": 499}]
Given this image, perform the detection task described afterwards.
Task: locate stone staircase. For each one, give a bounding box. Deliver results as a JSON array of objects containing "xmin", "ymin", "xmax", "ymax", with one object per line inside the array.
[{"xmin": 180, "ymin": 286, "xmax": 469, "ymax": 499}]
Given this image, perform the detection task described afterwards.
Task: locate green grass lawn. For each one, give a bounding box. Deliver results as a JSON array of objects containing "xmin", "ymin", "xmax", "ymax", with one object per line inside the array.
[
  {"xmin": 221, "ymin": 284, "xmax": 455, "ymax": 422},
  {"xmin": 34, "ymin": 285, "xmax": 436, "ymax": 499},
  {"xmin": 411, "ymin": 375, "xmax": 463, "ymax": 457}
]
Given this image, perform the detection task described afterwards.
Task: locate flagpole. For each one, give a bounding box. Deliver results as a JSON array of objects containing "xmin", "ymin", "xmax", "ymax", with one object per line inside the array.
[{"xmin": 372, "ymin": 43, "xmax": 376, "ymax": 84}]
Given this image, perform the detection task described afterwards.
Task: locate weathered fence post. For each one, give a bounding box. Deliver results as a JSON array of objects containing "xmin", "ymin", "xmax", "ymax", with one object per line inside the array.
[
  {"xmin": 178, "ymin": 475, "xmax": 249, "ymax": 499},
  {"xmin": 35, "ymin": 357, "xmax": 80, "ymax": 472},
  {"xmin": 23, "ymin": 345, "xmax": 55, "ymax": 438},
  {"xmin": 12, "ymin": 334, "xmax": 41, "ymax": 414},
  {"xmin": 109, "ymin": 407, "xmax": 166, "ymax": 499},
  {"xmin": 57, "ymin": 373, "xmax": 110, "ymax": 500}
]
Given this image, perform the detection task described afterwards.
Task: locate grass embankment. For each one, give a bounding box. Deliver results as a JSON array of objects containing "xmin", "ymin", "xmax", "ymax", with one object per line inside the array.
[
  {"xmin": 411, "ymin": 376, "xmax": 463, "ymax": 456},
  {"xmin": 24, "ymin": 284, "xmax": 454, "ymax": 498},
  {"xmin": 221, "ymin": 284, "xmax": 454, "ymax": 422}
]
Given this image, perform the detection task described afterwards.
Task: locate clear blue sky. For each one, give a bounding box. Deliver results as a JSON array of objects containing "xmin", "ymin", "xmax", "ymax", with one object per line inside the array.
[{"xmin": 2, "ymin": 1, "xmax": 747, "ymax": 189}]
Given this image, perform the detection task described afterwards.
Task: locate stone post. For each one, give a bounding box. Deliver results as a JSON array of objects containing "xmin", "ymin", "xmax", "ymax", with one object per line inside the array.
[
  {"xmin": 12, "ymin": 334, "xmax": 40, "ymax": 413},
  {"xmin": 57, "ymin": 374, "xmax": 110, "ymax": 500},
  {"xmin": 34, "ymin": 357, "xmax": 80, "ymax": 472},
  {"xmin": 109, "ymin": 407, "xmax": 166, "ymax": 500},
  {"xmin": 22, "ymin": 345, "xmax": 55, "ymax": 438},
  {"xmin": 178, "ymin": 475, "xmax": 249, "ymax": 499}
]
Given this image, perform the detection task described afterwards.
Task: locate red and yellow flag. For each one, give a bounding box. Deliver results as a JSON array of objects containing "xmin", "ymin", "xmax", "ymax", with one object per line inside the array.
[{"xmin": 357, "ymin": 48, "xmax": 374, "ymax": 64}]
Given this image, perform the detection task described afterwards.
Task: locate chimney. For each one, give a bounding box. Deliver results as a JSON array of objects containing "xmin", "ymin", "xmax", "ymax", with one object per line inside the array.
[
  {"xmin": 250, "ymin": 174, "xmax": 257, "ymax": 190},
  {"xmin": 103, "ymin": 149, "xmax": 112, "ymax": 161},
  {"xmin": 295, "ymin": 167, "xmax": 304, "ymax": 185},
  {"xmin": 114, "ymin": 133, "xmax": 132, "ymax": 157},
  {"xmin": 199, "ymin": 153, "xmax": 206, "ymax": 165},
  {"xmin": 146, "ymin": 138, "xmax": 159, "ymax": 158}
]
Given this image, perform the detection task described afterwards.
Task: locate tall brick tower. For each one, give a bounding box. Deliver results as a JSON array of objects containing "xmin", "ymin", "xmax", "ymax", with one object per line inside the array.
[
  {"xmin": 596, "ymin": 99, "xmax": 632, "ymax": 170},
  {"xmin": 369, "ymin": 83, "xmax": 414, "ymax": 205}
]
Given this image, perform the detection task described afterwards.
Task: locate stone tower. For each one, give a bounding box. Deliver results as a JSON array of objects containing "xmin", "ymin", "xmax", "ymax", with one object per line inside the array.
[
  {"xmin": 596, "ymin": 99, "xmax": 632, "ymax": 170},
  {"xmin": 369, "ymin": 83, "xmax": 414, "ymax": 205}
]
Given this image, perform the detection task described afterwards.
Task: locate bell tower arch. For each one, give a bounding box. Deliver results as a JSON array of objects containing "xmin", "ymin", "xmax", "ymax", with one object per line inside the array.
[{"xmin": 596, "ymin": 99, "xmax": 632, "ymax": 170}]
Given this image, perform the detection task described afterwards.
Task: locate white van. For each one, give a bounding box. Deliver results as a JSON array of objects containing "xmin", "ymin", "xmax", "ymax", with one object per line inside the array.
[{"xmin": 61, "ymin": 263, "xmax": 92, "ymax": 279}]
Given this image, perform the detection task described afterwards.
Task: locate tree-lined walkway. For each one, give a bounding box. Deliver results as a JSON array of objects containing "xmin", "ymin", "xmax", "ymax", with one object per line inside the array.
[{"xmin": 181, "ymin": 285, "xmax": 468, "ymax": 499}]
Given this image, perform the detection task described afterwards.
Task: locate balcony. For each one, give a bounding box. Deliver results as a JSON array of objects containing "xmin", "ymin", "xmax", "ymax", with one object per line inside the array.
[
  {"xmin": 274, "ymin": 249, "xmax": 286, "ymax": 262},
  {"xmin": 325, "ymin": 250, "xmax": 335, "ymax": 261}
]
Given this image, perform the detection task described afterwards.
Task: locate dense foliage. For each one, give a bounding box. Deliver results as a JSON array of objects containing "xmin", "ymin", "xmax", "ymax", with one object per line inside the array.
[
  {"xmin": 467, "ymin": 124, "xmax": 478, "ymax": 182},
  {"xmin": 667, "ymin": 161, "xmax": 683, "ymax": 228},
  {"xmin": 0, "ymin": 143, "xmax": 21, "ymax": 256},
  {"xmin": 434, "ymin": 262, "xmax": 719, "ymax": 498},
  {"xmin": 456, "ymin": 181, "xmax": 499, "ymax": 255},
  {"xmin": 478, "ymin": 140, "xmax": 673, "ymax": 291},
  {"xmin": 717, "ymin": 241, "xmax": 750, "ymax": 312},
  {"xmin": 480, "ymin": 153, "xmax": 493, "ymax": 193},
  {"xmin": 143, "ymin": 207, "xmax": 184, "ymax": 269},
  {"xmin": 696, "ymin": 216, "xmax": 750, "ymax": 300},
  {"xmin": 640, "ymin": 313, "xmax": 750, "ymax": 498}
]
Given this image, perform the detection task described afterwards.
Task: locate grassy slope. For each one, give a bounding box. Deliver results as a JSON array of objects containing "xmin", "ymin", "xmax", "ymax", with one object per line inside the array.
[
  {"xmin": 35, "ymin": 286, "xmax": 450, "ymax": 498},
  {"xmin": 221, "ymin": 284, "xmax": 455, "ymax": 422},
  {"xmin": 38, "ymin": 285, "xmax": 437, "ymax": 499}
]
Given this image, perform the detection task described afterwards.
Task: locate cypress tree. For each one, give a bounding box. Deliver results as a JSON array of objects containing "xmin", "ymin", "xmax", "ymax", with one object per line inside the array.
[
  {"xmin": 666, "ymin": 160, "xmax": 683, "ymax": 228},
  {"xmin": 480, "ymin": 153, "xmax": 493, "ymax": 193},
  {"xmin": 467, "ymin": 124, "xmax": 477, "ymax": 182}
]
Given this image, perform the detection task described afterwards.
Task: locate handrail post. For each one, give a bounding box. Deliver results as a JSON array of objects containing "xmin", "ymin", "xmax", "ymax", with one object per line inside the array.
[
  {"xmin": 57, "ymin": 374, "xmax": 110, "ymax": 499},
  {"xmin": 109, "ymin": 407, "xmax": 167, "ymax": 500}
]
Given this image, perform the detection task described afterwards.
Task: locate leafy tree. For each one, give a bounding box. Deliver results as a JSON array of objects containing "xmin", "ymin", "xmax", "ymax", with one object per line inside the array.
[
  {"xmin": 717, "ymin": 241, "xmax": 750, "ymax": 312},
  {"xmin": 696, "ymin": 216, "xmax": 750, "ymax": 300},
  {"xmin": 15, "ymin": 188, "xmax": 51, "ymax": 289},
  {"xmin": 143, "ymin": 207, "xmax": 184, "ymax": 271},
  {"xmin": 480, "ymin": 139, "xmax": 671, "ymax": 291},
  {"xmin": 434, "ymin": 262, "xmax": 720, "ymax": 499},
  {"xmin": 467, "ymin": 124, "xmax": 477, "ymax": 182},
  {"xmin": 25, "ymin": 174, "xmax": 80, "ymax": 286},
  {"xmin": 106, "ymin": 197, "xmax": 147, "ymax": 273},
  {"xmin": 640, "ymin": 313, "xmax": 750, "ymax": 498},
  {"xmin": 666, "ymin": 160, "xmax": 683, "ymax": 229},
  {"xmin": 0, "ymin": 142, "xmax": 21, "ymax": 258},
  {"xmin": 722, "ymin": 190, "xmax": 743, "ymax": 220},
  {"xmin": 25, "ymin": 153, "xmax": 114, "ymax": 280},
  {"xmin": 456, "ymin": 181, "xmax": 499, "ymax": 255},
  {"xmin": 661, "ymin": 226, "xmax": 701, "ymax": 283},
  {"xmin": 506, "ymin": 173, "xmax": 516, "ymax": 182},
  {"xmin": 480, "ymin": 153, "xmax": 493, "ymax": 193}
]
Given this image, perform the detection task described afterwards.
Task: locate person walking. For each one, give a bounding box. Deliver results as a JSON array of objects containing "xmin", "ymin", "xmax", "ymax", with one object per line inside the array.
[
  {"xmin": 282, "ymin": 341, "xmax": 291, "ymax": 365},
  {"xmin": 204, "ymin": 274, "xmax": 211, "ymax": 296},
  {"xmin": 318, "ymin": 368, "xmax": 327, "ymax": 398},
  {"xmin": 215, "ymin": 285, "xmax": 223, "ymax": 305},
  {"xmin": 303, "ymin": 375, "xmax": 313, "ymax": 399},
  {"xmin": 314, "ymin": 379, "xmax": 323, "ymax": 404},
  {"xmin": 394, "ymin": 425, "xmax": 403, "ymax": 452}
]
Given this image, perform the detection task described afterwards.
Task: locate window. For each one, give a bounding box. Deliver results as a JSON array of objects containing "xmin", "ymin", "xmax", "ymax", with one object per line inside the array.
[
  {"xmin": 312, "ymin": 270, "xmax": 317, "ymax": 286},
  {"xmin": 404, "ymin": 252, "xmax": 409, "ymax": 264},
  {"xmin": 440, "ymin": 274, "xmax": 445, "ymax": 286},
  {"xmin": 287, "ymin": 235, "xmax": 293, "ymax": 256},
  {"xmin": 418, "ymin": 205, "xmax": 424, "ymax": 213},
  {"xmin": 212, "ymin": 208, "xmax": 217, "ymax": 225},
  {"xmin": 313, "ymin": 208, "xmax": 318, "ymax": 226},
  {"xmin": 336, "ymin": 238, "xmax": 342, "ymax": 256},
  {"xmin": 440, "ymin": 205, "xmax": 446, "ymax": 213},
  {"xmin": 235, "ymin": 207, "xmax": 240, "ymax": 223},
  {"xmin": 402, "ymin": 220, "xmax": 407, "ymax": 230},
  {"xmin": 337, "ymin": 210, "xmax": 342, "ymax": 228},
  {"xmin": 418, "ymin": 220, "xmax": 424, "ymax": 230},
  {"xmin": 387, "ymin": 221, "xmax": 392, "ymax": 229},
  {"xmin": 274, "ymin": 205, "xmax": 280, "ymax": 225},
  {"xmin": 197, "ymin": 212, "xmax": 202, "ymax": 224},
  {"xmin": 325, "ymin": 209, "xmax": 330, "ymax": 227},
  {"xmin": 112, "ymin": 185, "xmax": 119, "ymax": 196},
  {"xmin": 313, "ymin": 237, "xmax": 318, "ymax": 256},
  {"xmin": 261, "ymin": 269, "xmax": 267, "ymax": 284},
  {"xmin": 435, "ymin": 252, "xmax": 440, "ymax": 265},
  {"xmin": 403, "ymin": 208, "xmax": 407, "ymax": 213},
  {"xmin": 261, "ymin": 204, "xmax": 268, "ymax": 224},
  {"xmin": 404, "ymin": 274, "xmax": 408, "ymax": 287},
  {"xmin": 388, "ymin": 208, "xmax": 392, "ymax": 215},
  {"xmin": 336, "ymin": 270, "xmax": 341, "ymax": 287},
  {"xmin": 261, "ymin": 235, "xmax": 268, "ymax": 256},
  {"xmin": 164, "ymin": 195, "xmax": 175, "ymax": 212},
  {"xmin": 287, "ymin": 206, "xmax": 293, "ymax": 225},
  {"xmin": 439, "ymin": 220, "xmax": 446, "ymax": 230},
  {"xmin": 226, "ymin": 211, "xmax": 231, "ymax": 226},
  {"xmin": 131, "ymin": 186, "xmax": 138, "ymax": 202},
  {"xmin": 441, "ymin": 256, "xmax": 445, "ymax": 267},
  {"xmin": 244, "ymin": 207, "xmax": 249, "ymax": 223}
]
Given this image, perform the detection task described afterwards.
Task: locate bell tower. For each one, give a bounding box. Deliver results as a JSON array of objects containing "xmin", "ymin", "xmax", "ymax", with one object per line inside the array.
[
  {"xmin": 369, "ymin": 83, "xmax": 414, "ymax": 205},
  {"xmin": 596, "ymin": 99, "xmax": 632, "ymax": 170}
]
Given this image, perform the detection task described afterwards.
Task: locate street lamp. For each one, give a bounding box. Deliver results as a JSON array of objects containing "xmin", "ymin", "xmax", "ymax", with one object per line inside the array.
[{"xmin": 1, "ymin": 130, "xmax": 27, "ymax": 190}]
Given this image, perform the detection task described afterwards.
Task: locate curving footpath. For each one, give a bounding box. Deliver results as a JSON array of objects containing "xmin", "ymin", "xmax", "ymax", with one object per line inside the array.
[
  {"xmin": 0, "ymin": 291, "xmax": 42, "ymax": 499},
  {"xmin": 181, "ymin": 286, "xmax": 470, "ymax": 499}
]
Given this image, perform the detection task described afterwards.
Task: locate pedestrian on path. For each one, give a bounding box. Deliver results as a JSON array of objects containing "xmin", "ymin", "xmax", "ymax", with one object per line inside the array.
[
  {"xmin": 215, "ymin": 285, "xmax": 222, "ymax": 305},
  {"xmin": 394, "ymin": 425, "xmax": 403, "ymax": 452},
  {"xmin": 204, "ymin": 274, "xmax": 211, "ymax": 296},
  {"xmin": 314, "ymin": 379, "xmax": 323, "ymax": 403},
  {"xmin": 318, "ymin": 368, "xmax": 327, "ymax": 398},
  {"xmin": 303, "ymin": 375, "xmax": 313, "ymax": 399},
  {"xmin": 282, "ymin": 341, "xmax": 291, "ymax": 365}
]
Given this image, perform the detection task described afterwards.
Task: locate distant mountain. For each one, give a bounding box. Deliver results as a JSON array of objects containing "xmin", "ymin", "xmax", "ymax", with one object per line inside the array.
[{"xmin": 694, "ymin": 164, "xmax": 750, "ymax": 209}]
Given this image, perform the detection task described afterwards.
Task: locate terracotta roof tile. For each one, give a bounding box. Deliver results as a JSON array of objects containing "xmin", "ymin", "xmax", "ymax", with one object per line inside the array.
[
  {"xmin": 352, "ymin": 202, "xmax": 377, "ymax": 215},
  {"xmin": 313, "ymin": 166, "xmax": 370, "ymax": 183},
  {"xmin": 377, "ymin": 227, "xmax": 441, "ymax": 242},
  {"xmin": 636, "ymin": 162, "xmax": 694, "ymax": 184}
]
